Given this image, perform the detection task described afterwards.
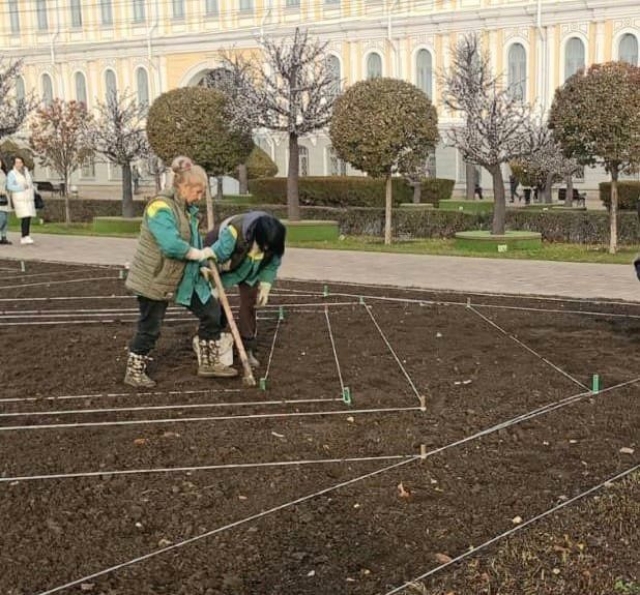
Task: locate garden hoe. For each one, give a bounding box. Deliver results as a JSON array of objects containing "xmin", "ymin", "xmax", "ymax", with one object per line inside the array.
[{"xmin": 206, "ymin": 261, "xmax": 257, "ymax": 387}]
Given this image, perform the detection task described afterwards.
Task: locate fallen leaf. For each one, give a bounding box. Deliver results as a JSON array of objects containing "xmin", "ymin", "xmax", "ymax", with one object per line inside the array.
[
  {"xmin": 512, "ymin": 516, "xmax": 523, "ymax": 525},
  {"xmin": 238, "ymin": 495, "xmax": 248, "ymax": 501},
  {"xmin": 307, "ymin": 570, "xmax": 315, "ymax": 577},
  {"xmin": 80, "ymin": 584, "xmax": 94, "ymax": 592},
  {"xmin": 158, "ymin": 538, "xmax": 172, "ymax": 547},
  {"xmin": 435, "ymin": 553, "xmax": 453, "ymax": 564},
  {"xmin": 619, "ymin": 447, "xmax": 635, "ymax": 455},
  {"xmin": 162, "ymin": 431, "xmax": 180, "ymax": 439},
  {"xmin": 397, "ymin": 482, "xmax": 412, "ymax": 499},
  {"xmin": 133, "ymin": 438, "xmax": 149, "ymax": 446}
]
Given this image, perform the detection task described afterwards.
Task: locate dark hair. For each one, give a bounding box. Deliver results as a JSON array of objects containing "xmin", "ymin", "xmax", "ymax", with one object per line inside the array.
[{"xmin": 254, "ymin": 215, "xmax": 286, "ymax": 258}]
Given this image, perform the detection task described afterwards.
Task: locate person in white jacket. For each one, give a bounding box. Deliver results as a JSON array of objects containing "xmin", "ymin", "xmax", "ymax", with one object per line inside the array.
[
  {"xmin": 7, "ymin": 156, "xmax": 35, "ymax": 245},
  {"xmin": 0, "ymin": 158, "xmax": 12, "ymax": 245}
]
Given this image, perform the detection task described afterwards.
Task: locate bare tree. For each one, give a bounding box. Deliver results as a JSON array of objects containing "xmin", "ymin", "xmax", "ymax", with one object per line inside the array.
[
  {"xmin": 93, "ymin": 90, "xmax": 150, "ymax": 218},
  {"xmin": 515, "ymin": 124, "xmax": 581, "ymax": 204},
  {"xmin": 29, "ymin": 99, "xmax": 95, "ymax": 224},
  {"xmin": 0, "ymin": 58, "xmax": 35, "ymax": 140},
  {"xmin": 443, "ymin": 33, "xmax": 534, "ymax": 234},
  {"xmin": 221, "ymin": 28, "xmax": 338, "ymax": 220}
]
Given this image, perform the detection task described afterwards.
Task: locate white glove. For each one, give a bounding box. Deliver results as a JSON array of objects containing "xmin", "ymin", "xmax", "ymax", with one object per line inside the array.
[
  {"xmin": 199, "ymin": 267, "xmax": 220, "ymax": 298},
  {"xmin": 257, "ymin": 282, "xmax": 271, "ymax": 307},
  {"xmin": 186, "ymin": 247, "xmax": 215, "ymax": 262}
]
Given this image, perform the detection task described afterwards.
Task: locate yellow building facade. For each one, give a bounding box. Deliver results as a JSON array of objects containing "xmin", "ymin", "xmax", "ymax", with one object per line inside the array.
[{"xmin": 2, "ymin": 0, "xmax": 639, "ymax": 189}]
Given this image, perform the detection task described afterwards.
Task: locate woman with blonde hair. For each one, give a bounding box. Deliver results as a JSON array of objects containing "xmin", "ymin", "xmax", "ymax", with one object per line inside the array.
[
  {"xmin": 6, "ymin": 156, "xmax": 35, "ymax": 245},
  {"xmin": 124, "ymin": 156, "xmax": 237, "ymax": 387}
]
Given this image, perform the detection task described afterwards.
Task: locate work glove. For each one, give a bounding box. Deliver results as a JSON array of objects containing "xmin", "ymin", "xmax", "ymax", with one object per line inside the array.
[
  {"xmin": 257, "ymin": 282, "xmax": 271, "ymax": 307},
  {"xmin": 186, "ymin": 247, "xmax": 216, "ymax": 262}
]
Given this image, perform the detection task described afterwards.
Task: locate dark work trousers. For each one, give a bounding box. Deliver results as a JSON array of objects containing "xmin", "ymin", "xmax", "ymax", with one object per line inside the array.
[
  {"xmin": 21, "ymin": 217, "xmax": 31, "ymax": 237},
  {"xmin": 220, "ymin": 282, "xmax": 260, "ymax": 351},
  {"xmin": 130, "ymin": 293, "xmax": 222, "ymax": 355}
]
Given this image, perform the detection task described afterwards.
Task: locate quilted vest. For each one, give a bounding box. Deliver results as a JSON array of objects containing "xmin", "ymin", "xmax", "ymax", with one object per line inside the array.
[{"xmin": 125, "ymin": 190, "xmax": 191, "ymax": 301}]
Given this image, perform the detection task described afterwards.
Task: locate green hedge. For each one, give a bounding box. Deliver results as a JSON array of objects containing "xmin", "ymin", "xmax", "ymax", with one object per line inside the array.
[
  {"xmin": 247, "ymin": 177, "xmax": 453, "ymax": 208},
  {"xmin": 209, "ymin": 205, "xmax": 639, "ymax": 245},
  {"xmin": 420, "ymin": 178, "xmax": 455, "ymax": 202},
  {"xmin": 37, "ymin": 197, "xmax": 640, "ymax": 245},
  {"xmin": 599, "ymin": 181, "xmax": 640, "ymax": 210}
]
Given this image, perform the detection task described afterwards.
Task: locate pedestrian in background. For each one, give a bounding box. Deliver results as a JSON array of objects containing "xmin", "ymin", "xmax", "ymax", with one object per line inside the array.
[
  {"xmin": 0, "ymin": 157, "xmax": 12, "ymax": 245},
  {"xmin": 7, "ymin": 156, "xmax": 35, "ymax": 245}
]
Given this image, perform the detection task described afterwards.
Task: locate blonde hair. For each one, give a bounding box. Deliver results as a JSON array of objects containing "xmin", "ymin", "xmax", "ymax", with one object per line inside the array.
[{"xmin": 171, "ymin": 156, "xmax": 207, "ymax": 189}]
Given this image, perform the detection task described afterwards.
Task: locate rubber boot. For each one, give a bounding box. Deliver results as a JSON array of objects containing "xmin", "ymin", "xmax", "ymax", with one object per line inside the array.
[
  {"xmin": 124, "ymin": 352, "xmax": 156, "ymax": 388},
  {"xmin": 246, "ymin": 350, "xmax": 260, "ymax": 369},
  {"xmin": 196, "ymin": 338, "xmax": 238, "ymax": 378}
]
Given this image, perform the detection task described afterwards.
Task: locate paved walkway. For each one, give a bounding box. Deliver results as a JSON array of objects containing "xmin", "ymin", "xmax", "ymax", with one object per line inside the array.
[{"xmin": 1, "ymin": 232, "xmax": 638, "ymax": 302}]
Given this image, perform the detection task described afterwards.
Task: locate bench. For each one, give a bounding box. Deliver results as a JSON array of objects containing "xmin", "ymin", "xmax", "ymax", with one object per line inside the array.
[
  {"xmin": 34, "ymin": 181, "xmax": 66, "ymax": 197},
  {"xmin": 558, "ymin": 188, "xmax": 586, "ymax": 207}
]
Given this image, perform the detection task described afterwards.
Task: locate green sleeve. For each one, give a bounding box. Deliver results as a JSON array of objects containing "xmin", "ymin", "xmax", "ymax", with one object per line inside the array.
[{"xmin": 258, "ymin": 255, "xmax": 281, "ymax": 285}]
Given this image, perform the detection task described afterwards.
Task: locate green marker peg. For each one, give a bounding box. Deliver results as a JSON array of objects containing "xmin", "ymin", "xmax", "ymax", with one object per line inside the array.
[
  {"xmin": 323, "ymin": 284, "xmax": 329, "ymax": 297},
  {"xmin": 278, "ymin": 306, "xmax": 285, "ymax": 321},
  {"xmin": 20, "ymin": 261, "xmax": 26, "ymax": 272},
  {"xmin": 119, "ymin": 269, "xmax": 125, "ymax": 280},
  {"xmin": 342, "ymin": 386, "xmax": 351, "ymax": 405},
  {"xmin": 259, "ymin": 377, "xmax": 267, "ymax": 391},
  {"xmin": 359, "ymin": 296, "xmax": 365, "ymax": 305},
  {"xmin": 591, "ymin": 374, "xmax": 600, "ymax": 393}
]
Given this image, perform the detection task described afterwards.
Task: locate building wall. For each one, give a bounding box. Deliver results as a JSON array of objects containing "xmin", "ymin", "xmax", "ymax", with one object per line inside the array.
[{"xmin": 3, "ymin": 0, "xmax": 640, "ymax": 191}]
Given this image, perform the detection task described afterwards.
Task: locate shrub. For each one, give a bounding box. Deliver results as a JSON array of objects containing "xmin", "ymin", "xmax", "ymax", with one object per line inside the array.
[
  {"xmin": 245, "ymin": 146, "xmax": 278, "ymax": 179},
  {"xmin": 599, "ymin": 182, "xmax": 640, "ymax": 211},
  {"xmin": 247, "ymin": 177, "xmax": 446, "ymax": 207},
  {"xmin": 420, "ymin": 178, "xmax": 455, "ymax": 202}
]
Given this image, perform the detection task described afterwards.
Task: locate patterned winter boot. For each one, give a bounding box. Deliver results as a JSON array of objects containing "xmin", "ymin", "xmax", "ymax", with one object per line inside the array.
[
  {"xmin": 195, "ymin": 338, "xmax": 238, "ymax": 378},
  {"xmin": 124, "ymin": 352, "xmax": 156, "ymax": 388}
]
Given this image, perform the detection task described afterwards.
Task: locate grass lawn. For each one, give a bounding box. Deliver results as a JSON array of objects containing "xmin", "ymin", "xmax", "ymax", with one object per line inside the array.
[
  {"xmin": 438, "ymin": 200, "xmax": 495, "ymax": 213},
  {"xmin": 288, "ymin": 235, "xmax": 639, "ymax": 265},
  {"xmin": 9, "ymin": 221, "xmax": 638, "ymax": 265}
]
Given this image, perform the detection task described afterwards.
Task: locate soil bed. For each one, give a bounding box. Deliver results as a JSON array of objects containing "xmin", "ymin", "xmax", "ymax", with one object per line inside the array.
[{"xmin": 0, "ymin": 259, "xmax": 638, "ymax": 595}]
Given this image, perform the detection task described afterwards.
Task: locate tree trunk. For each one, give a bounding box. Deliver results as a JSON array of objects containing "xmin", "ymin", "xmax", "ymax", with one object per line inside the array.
[
  {"xmin": 287, "ymin": 133, "xmax": 301, "ymax": 221},
  {"xmin": 544, "ymin": 174, "xmax": 554, "ymax": 204},
  {"xmin": 205, "ymin": 177, "xmax": 214, "ymax": 231},
  {"xmin": 122, "ymin": 162, "xmax": 134, "ymax": 218},
  {"xmin": 384, "ymin": 175, "xmax": 393, "ymax": 245},
  {"xmin": 609, "ymin": 171, "xmax": 618, "ymax": 254},
  {"xmin": 63, "ymin": 171, "xmax": 71, "ymax": 225},
  {"xmin": 565, "ymin": 174, "xmax": 574, "ymax": 207},
  {"xmin": 216, "ymin": 176, "xmax": 224, "ymax": 201},
  {"xmin": 491, "ymin": 165, "xmax": 506, "ymax": 235},
  {"xmin": 238, "ymin": 164, "xmax": 248, "ymax": 195},
  {"xmin": 465, "ymin": 162, "xmax": 475, "ymax": 200},
  {"xmin": 154, "ymin": 170, "xmax": 162, "ymax": 193},
  {"xmin": 412, "ymin": 182, "xmax": 421, "ymax": 204}
]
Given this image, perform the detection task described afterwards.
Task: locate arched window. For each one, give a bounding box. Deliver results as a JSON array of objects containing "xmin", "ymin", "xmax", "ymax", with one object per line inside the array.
[
  {"xmin": 75, "ymin": 72, "xmax": 87, "ymax": 105},
  {"xmin": 105, "ymin": 69, "xmax": 117, "ymax": 101},
  {"xmin": 41, "ymin": 73, "xmax": 53, "ymax": 106},
  {"xmin": 564, "ymin": 37, "xmax": 585, "ymax": 81},
  {"xmin": 326, "ymin": 54, "xmax": 341, "ymax": 98},
  {"xmin": 619, "ymin": 33, "xmax": 639, "ymax": 66},
  {"xmin": 416, "ymin": 49, "xmax": 433, "ymax": 99},
  {"xmin": 299, "ymin": 146, "xmax": 309, "ymax": 177},
  {"xmin": 136, "ymin": 68, "xmax": 149, "ymax": 107},
  {"xmin": 328, "ymin": 146, "xmax": 347, "ymax": 176},
  {"xmin": 366, "ymin": 53, "xmax": 382, "ymax": 80},
  {"xmin": 507, "ymin": 43, "xmax": 527, "ymax": 99},
  {"xmin": 15, "ymin": 76, "xmax": 25, "ymax": 102}
]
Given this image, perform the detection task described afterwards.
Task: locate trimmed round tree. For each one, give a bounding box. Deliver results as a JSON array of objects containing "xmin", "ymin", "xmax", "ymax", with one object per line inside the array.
[
  {"xmin": 329, "ymin": 78, "xmax": 439, "ymax": 244},
  {"xmin": 147, "ymin": 87, "xmax": 253, "ymax": 227},
  {"xmin": 549, "ymin": 61, "xmax": 640, "ymax": 254},
  {"xmin": 245, "ymin": 145, "xmax": 278, "ymax": 180}
]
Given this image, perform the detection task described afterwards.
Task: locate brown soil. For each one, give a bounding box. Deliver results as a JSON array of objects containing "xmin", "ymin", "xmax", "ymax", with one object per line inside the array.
[{"xmin": 0, "ymin": 259, "xmax": 638, "ymax": 595}]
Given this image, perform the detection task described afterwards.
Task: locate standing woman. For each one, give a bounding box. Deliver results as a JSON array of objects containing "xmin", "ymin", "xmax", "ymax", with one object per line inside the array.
[
  {"xmin": 6, "ymin": 156, "xmax": 35, "ymax": 245},
  {"xmin": 0, "ymin": 157, "xmax": 12, "ymax": 245},
  {"xmin": 124, "ymin": 156, "xmax": 237, "ymax": 388}
]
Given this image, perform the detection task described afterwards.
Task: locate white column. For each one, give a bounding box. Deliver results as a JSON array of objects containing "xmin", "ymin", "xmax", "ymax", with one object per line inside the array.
[
  {"xmin": 595, "ymin": 21, "xmax": 605, "ymax": 64},
  {"xmin": 545, "ymin": 25, "xmax": 556, "ymax": 113}
]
